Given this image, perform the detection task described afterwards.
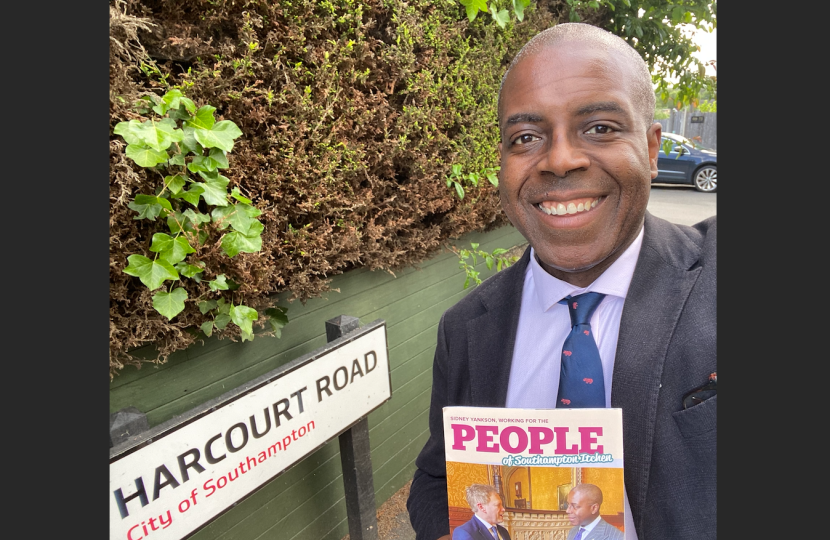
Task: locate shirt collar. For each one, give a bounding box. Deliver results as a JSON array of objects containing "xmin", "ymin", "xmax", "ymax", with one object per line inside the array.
[
  {"xmin": 529, "ymin": 225, "xmax": 644, "ymax": 312},
  {"xmin": 581, "ymin": 514, "xmax": 603, "ymax": 534}
]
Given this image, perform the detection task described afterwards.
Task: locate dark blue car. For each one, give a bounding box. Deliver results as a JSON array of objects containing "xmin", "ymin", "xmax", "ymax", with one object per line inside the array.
[{"xmin": 654, "ymin": 132, "xmax": 717, "ymax": 193}]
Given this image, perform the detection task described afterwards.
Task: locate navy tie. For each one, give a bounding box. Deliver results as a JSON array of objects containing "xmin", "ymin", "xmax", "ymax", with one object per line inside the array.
[{"xmin": 557, "ymin": 292, "xmax": 606, "ymax": 408}]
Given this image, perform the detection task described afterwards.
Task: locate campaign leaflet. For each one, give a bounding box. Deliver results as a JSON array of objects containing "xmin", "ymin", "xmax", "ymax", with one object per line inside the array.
[{"xmin": 442, "ymin": 406, "xmax": 625, "ymax": 540}]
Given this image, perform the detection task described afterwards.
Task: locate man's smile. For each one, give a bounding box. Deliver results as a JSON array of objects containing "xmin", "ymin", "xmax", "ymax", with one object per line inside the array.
[{"xmin": 537, "ymin": 196, "xmax": 603, "ymax": 216}]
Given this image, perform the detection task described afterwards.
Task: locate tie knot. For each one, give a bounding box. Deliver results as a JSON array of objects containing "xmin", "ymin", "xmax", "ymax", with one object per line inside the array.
[{"xmin": 562, "ymin": 292, "xmax": 606, "ymax": 327}]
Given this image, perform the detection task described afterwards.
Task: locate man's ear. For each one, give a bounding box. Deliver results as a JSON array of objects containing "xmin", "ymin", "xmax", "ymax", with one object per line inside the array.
[{"xmin": 646, "ymin": 122, "xmax": 662, "ymax": 179}]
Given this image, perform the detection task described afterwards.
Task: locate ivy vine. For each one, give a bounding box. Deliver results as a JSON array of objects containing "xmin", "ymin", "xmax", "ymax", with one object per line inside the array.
[{"xmin": 113, "ymin": 89, "xmax": 287, "ymax": 342}]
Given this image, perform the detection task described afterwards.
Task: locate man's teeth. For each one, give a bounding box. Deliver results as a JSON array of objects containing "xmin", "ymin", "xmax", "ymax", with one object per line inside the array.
[{"xmin": 538, "ymin": 198, "xmax": 599, "ymax": 216}]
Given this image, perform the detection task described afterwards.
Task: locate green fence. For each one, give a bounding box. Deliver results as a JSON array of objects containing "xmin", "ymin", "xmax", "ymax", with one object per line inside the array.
[{"xmin": 110, "ymin": 225, "xmax": 527, "ymax": 540}]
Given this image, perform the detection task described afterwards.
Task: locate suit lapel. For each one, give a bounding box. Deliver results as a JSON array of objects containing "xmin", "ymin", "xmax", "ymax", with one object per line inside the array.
[
  {"xmin": 611, "ymin": 213, "xmax": 703, "ymax": 529},
  {"xmin": 466, "ymin": 248, "xmax": 530, "ymax": 407}
]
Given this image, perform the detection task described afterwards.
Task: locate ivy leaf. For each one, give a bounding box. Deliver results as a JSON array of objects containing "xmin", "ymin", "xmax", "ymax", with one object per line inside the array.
[
  {"xmin": 133, "ymin": 118, "xmax": 183, "ymax": 151},
  {"xmin": 150, "ymin": 234, "xmax": 195, "ymax": 264},
  {"xmin": 183, "ymin": 208, "xmax": 211, "ymax": 225},
  {"xmin": 128, "ymin": 199, "xmax": 164, "ymax": 221},
  {"xmin": 215, "ymin": 312, "xmax": 231, "ymax": 330},
  {"xmin": 175, "ymin": 262, "xmax": 205, "ymax": 278},
  {"xmin": 459, "ymin": 0, "xmax": 487, "ymax": 21},
  {"xmin": 230, "ymin": 304, "xmax": 258, "ymax": 335},
  {"xmin": 123, "ymin": 254, "xmax": 179, "ymax": 290},
  {"xmin": 171, "ymin": 184, "xmax": 204, "ymax": 207},
  {"xmin": 198, "ymin": 300, "xmax": 218, "ymax": 314},
  {"xmin": 200, "ymin": 320, "xmax": 214, "ymax": 337},
  {"xmin": 152, "ymin": 287, "xmax": 188, "ymax": 320},
  {"xmin": 265, "ymin": 307, "xmax": 289, "ymax": 338},
  {"xmin": 167, "ymin": 154, "xmax": 186, "ymax": 167},
  {"xmin": 216, "ymin": 297, "xmax": 231, "ymax": 314},
  {"xmin": 163, "ymin": 174, "xmax": 187, "ymax": 195},
  {"xmin": 228, "ymin": 203, "xmax": 255, "ymax": 235},
  {"xmin": 485, "ymin": 171, "xmax": 498, "ymax": 187},
  {"xmin": 125, "ymin": 144, "xmax": 170, "ymax": 167},
  {"xmin": 221, "ymin": 230, "xmax": 263, "ymax": 257},
  {"xmin": 187, "ymin": 148, "xmax": 229, "ymax": 172},
  {"xmin": 208, "ymin": 274, "xmax": 229, "ymax": 291},
  {"xmin": 490, "ymin": 6, "xmax": 510, "ymax": 28},
  {"xmin": 230, "ymin": 187, "xmax": 252, "ymax": 204},
  {"xmin": 512, "ymin": 0, "xmax": 531, "ymax": 21},
  {"xmin": 180, "ymin": 127, "xmax": 204, "ymax": 155},
  {"xmin": 113, "ymin": 120, "xmax": 145, "ymax": 145},
  {"xmin": 210, "ymin": 205, "xmax": 234, "ymax": 230},
  {"xmin": 196, "ymin": 171, "xmax": 230, "ymax": 206},
  {"xmin": 185, "ymin": 105, "xmax": 217, "ymax": 130},
  {"xmin": 193, "ymin": 120, "xmax": 243, "ymax": 152}
]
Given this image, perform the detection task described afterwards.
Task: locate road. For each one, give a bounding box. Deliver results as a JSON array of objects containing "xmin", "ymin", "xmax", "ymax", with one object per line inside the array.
[{"xmin": 647, "ymin": 184, "xmax": 716, "ymax": 226}]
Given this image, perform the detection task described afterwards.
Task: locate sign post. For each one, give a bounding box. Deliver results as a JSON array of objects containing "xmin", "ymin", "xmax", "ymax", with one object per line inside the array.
[
  {"xmin": 109, "ymin": 317, "xmax": 391, "ymax": 540},
  {"xmin": 328, "ymin": 315, "xmax": 379, "ymax": 540}
]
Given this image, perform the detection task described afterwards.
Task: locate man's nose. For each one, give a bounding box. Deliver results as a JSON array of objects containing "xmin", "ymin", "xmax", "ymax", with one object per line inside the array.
[{"xmin": 538, "ymin": 132, "xmax": 590, "ymax": 177}]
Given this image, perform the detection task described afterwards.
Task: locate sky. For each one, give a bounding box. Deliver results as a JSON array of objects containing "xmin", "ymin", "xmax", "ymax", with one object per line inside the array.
[{"xmin": 691, "ymin": 26, "xmax": 717, "ymax": 77}]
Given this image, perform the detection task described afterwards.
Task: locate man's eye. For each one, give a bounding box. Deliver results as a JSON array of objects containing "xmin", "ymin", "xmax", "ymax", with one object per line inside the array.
[
  {"xmin": 512, "ymin": 134, "xmax": 540, "ymax": 145},
  {"xmin": 585, "ymin": 125, "xmax": 614, "ymax": 135}
]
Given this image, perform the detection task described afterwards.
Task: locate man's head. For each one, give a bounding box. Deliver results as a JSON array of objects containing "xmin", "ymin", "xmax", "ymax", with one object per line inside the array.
[
  {"xmin": 497, "ymin": 23, "xmax": 661, "ymax": 287},
  {"xmin": 465, "ymin": 484, "xmax": 505, "ymax": 526},
  {"xmin": 565, "ymin": 483, "xmax": 603, "ymax": 527}
]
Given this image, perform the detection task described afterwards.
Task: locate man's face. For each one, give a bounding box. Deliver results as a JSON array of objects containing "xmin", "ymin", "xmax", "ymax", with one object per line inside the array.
[
  {"xmin": 477, "ymin": 492, "xmax": 505, "ymax": 526},
  {"xmin": 498, "ymin": 42, "xmax": 661, "ymax": 286},
  {"xmin": 566, "ymin": 489, "xmax": 599, "ymax": 527}
]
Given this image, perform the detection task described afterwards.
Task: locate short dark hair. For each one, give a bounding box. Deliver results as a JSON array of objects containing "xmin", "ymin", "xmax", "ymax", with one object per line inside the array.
[{"xmin": 498, "ymin": 23, "xmax": 655, "ymax": 129}]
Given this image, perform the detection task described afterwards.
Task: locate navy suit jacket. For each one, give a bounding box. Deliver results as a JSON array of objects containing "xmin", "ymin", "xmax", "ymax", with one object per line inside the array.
[
  {"xmin": 452, "ymin": 515, "xmax": 511, "ymax": 540},
  {"xmin": 407, "ymin": 213, "xmax": 716, "ymax": 540}
]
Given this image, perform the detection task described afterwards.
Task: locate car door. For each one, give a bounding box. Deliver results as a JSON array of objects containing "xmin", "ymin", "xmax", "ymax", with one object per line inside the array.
[{"xmin": 656, "ymin": 137, "xmax": 697, "ymax": 184}]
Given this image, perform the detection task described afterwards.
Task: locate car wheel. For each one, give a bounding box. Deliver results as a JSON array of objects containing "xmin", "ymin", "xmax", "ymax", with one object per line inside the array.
[{"xmin": 693, "ymin": 166, "xmax": 717, "ymax": 193}]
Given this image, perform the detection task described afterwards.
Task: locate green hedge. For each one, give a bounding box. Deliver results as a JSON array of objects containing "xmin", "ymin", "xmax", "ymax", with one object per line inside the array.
[{"xmin": 109, "ymin": 0, "xmax": 567, "ymax": 376}]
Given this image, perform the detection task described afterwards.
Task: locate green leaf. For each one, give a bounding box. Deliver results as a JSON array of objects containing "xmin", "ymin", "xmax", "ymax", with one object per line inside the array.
[
  {"xmin": 123, "ymin": 254, "xmax": 179, "ymax": 290},
  {"xmin": 221, "ymin": 230, "xmax": 263, "ymax": 257},
  {"xmin": 196, "ymin": 171, "xmax": 230, "ymax": 206},
  {"xmin": 175, "ymin": 262, "xmax": 204, "ymax": 278},
  {"xmin": 200, "ymin": 320, "xmax": 214, "ymax": 337},
  {"xmin": 167, "ymin": 153, "xmax": 186, "ymax": 167},
  {"xmin": 208, "ymin": 274, "xmax": 230, "ymax": 291},
  {"xmin": 210, "ymin": 205, "xmax": 234, "ymax": 230},
  {"xmin": 128, "ymin": 199, "xmax": 164, "ymax": 221},
  {"xmin": 125, "ymin": 144, "xmax": 170, "ymax": 167},
  {"xmin": 171, "ymin": 184, "xmax": 204, "ymax": 207},
  {"xmin": 180, "ymin": 127, "xmax": 204, "ymax": 155},
  {"xmin": 193, "ymin": 121, "xmax": 243, "ymax": 152},
  {"xmin": 135, "ymin": 194, "xmax": 173, "ymax": 213},
  {"xmin": 150, "ymin": 234, "xmax": 195, "ymax": 264},
  {"xmin": 162, "ymin": 176, "xmax": 186, "ymax": 197},
  {"xmin": 215, "ymin": 313, "xmax": 232, "ymax": 330},
  {"xmin": 265, "ymin": 307, "xmax": 288, "ymax": 338},
  {"xmin": 490, "ymin": 7, "xmax": 510, "ymax": 28},
  {"xmin": 459, "ymin": 0, "xmax": 487, "ymax": 21},
  {"xmin": 512, "ymin": 0, "xmax": 531, "ymax": 21},
  {"xmin": 485, "ymin": 171, "xmax": 498, "ymax": 186},
  {"xmin": 152, "ymin": 287, "xmax": 188, "ymax": 320},
  {"xmin": 133, "ymin": 118, "xmax": 183, "ymax": 151},
  {"xmin": 187, "ymin": 148, "xmax": 229, "ymax": 172},
  {"xmin": 113, "ymin": 120, "xmax": 145, "ymax": 145},
  {"xmin": 185, "ymin": 105, "xmax": 217, "ymax": 130},
  {"xmin": 228, "ymin": 204, "xmax": 256, "ymax": 235},
  {"xmin": 216, "ymin": 297, "xmax": 231, "ymax": 314},
  {"xmin": 230, "ymin": 187, "xmax": 252, "ymax": 204},
  {"xmin": 183, "ymin": 208, "xmax": 211, "ymax": 225},
  {"xmin": 230, "ymin": 304, "xmax": 258, "ymax": 335},
  {"xmin": 454, "ymin": 182, "xmax": 465, "ymax": 199},
  {"xmin": 198, "ymin": 300, "xmax": 218, "ymax": 314}
]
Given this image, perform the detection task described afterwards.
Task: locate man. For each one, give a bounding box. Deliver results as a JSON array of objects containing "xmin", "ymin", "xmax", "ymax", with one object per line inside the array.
[
  {"xmin": 406, "ymin": 22, "xmax": 716, "ymax": 540},
  {"xmin": 452, "ymin": 484, "xmax": 511, "ymax": 540},
  {"xmin": 564, "ymin": 484, "xmax": 623, "ymax": 540}
]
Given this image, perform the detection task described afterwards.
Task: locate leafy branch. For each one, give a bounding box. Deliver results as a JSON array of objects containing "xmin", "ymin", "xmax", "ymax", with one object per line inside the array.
[
  {"xmin": 447, "ymin": 164, "xmax": 499, "ymax": 199},
  {"xmin": 114, "ymin": 88, "xmax": 288, "ymax": 342},
  {"xmin": 453, "ymin": 243, "xmax": 519, "ymax": 289}
]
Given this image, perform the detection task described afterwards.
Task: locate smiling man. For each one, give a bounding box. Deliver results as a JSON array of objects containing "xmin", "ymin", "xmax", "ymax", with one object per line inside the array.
[
  {"xmin": 407, "ymin": 23, "xmax": 716, "ymax": 540},
  {"xmin": 452, "ymin": 484, "xmax": 510, "ymax": 540}
]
